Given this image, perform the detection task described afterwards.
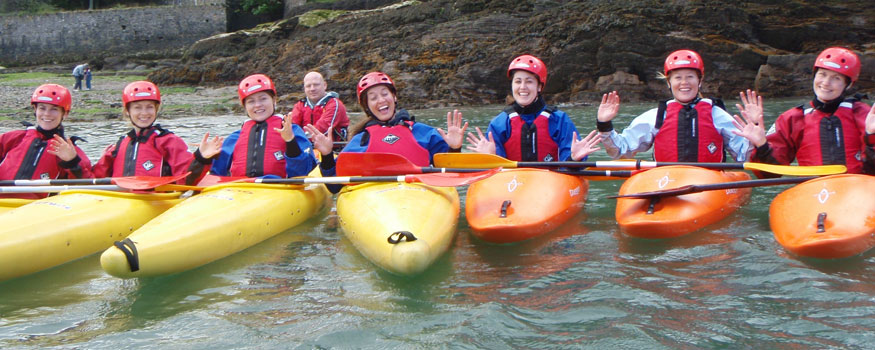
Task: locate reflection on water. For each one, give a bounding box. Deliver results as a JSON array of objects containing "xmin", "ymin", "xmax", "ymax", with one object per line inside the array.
[{"xmin": 1, "ymin": 99, "xmax": 874, "ymax": 348}]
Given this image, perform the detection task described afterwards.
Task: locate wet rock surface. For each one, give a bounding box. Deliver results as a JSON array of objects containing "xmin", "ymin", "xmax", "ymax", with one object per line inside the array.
[{"xmin": 144, "ymin": 0, "xmax": 872, "ymax": 109}]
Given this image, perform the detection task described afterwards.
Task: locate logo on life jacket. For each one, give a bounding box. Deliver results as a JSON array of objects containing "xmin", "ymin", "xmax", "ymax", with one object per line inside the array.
[
  {"xmin": 707, "ymin": 142, "xmax": 718, "ymax": 154},
  {"xmin": 855, "ymin": 151, "xmax": 862, "ymax": 161},
  {"xmin": 39, "ymin": 172, "xmax": 50, "ymax": 179},
  {"xmin": 273, "ymin": 151, "xmax": 284, "ymax": 161},
  {"xmin": 382, "ymin": 134, "xmax": 400, "ymax": 145},
  {"xmin": 543, "ymin": 154, "xmax": 554, "ymax": 162},
  {"xmin": 142, "ymin": 160, "xmax": 155, "ymax": 171}
]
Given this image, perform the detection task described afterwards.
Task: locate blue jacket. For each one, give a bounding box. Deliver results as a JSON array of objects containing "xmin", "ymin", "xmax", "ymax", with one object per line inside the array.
[{"xmin": 487, "ymin": 98, "xmax": 581, "ymax": 161}]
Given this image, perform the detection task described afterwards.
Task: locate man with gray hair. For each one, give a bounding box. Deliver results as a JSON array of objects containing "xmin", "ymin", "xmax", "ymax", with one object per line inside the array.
[
  {"xmin": 287, "ymin": 71, "xmax": 349, "ymax": 145},
  {"xmin": 72, "ymin": 63, "xmax": 88, "ymax": 91}
]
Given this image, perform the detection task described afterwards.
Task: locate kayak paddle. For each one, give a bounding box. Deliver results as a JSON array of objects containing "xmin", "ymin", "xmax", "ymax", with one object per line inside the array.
[
  {"xmin": 0, "ymin": 173, "xmax": 192, "ymax": 193},
  {"xmin": 337, "ymin": 152, "xmax": 639, "ymax": 178},
  {"xmin": 0, "ymin": 185, "xmax": 126, "ymax": 193},
  {"xmin": 432, "ymin": 153, "xmax": 847, "ymax": 176},
  {"xmin": 608, "ymin": 176, "xmax": 819, "ymax": 199},
  {"xmin": 0, "ymin": 173, "xmax": 190, "ymax": 190},
  {"xmin": 157, "ymin": 168, "xmax": 501, "ymax": 190}
]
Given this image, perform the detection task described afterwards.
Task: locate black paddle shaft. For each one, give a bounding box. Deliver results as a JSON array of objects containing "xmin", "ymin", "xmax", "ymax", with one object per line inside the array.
[{"xmin": 609, "ymin": 176, "xmax": 818, "ymax": 199}]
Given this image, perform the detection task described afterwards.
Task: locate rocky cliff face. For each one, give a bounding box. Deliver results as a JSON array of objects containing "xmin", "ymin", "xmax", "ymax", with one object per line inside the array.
[{"xmin": 149, "ymin": 0, "xmax": 875, "ymax": 110}]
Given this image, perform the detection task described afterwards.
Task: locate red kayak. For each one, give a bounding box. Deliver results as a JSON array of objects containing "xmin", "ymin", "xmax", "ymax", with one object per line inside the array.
[
  {"xmin": 770, "ymin": 174, "xmax": 875, "ymax": 259},
  {"xmin": 465, "ymin": 168, "xmax": 588, "ymax": 243}
]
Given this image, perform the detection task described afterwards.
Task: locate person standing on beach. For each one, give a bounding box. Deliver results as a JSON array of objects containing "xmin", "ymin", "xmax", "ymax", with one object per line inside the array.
[
  {"xmin": 84, "ymin": 66, "xmax": 92, "ymax": 91},
  {"xmin": 72, "ymin": 63, "xmax": 88, "ymax": 91}
]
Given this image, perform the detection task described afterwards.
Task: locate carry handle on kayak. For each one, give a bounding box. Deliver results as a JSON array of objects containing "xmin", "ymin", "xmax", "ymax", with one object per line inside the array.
[{"xmin": 432, "ymin": 153, "xmax": 847, "ymax": 176}]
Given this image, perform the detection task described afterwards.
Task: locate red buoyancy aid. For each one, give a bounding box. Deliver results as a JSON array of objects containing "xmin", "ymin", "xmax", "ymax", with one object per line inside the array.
[
  {"xmin": 653, "ymin": 99, "xmax": 724, "ymax": 162},
  {"xmin": 364, "ymin": 121, "xmax": 430, "ymax": 166},
  {"xmin": 0, "ymin": 128, "xmax": 68, "ymax": 180},
  {"xmin": 110, "ymin": 128, "xmax": 172, "ymax": 177},
  {"xmin": 230, "ymin": 115, "xmax": 289, "ymax": 177},
  {"xmin": 295, "ymin": 98, "xmax": 349, "ymax": 141},
  {"xmin": 503, "ymin": 109, "xmax": 559, "ymax": 162},
  {"xmin": 792, "ymin": 100, "xmax": 866, "ymax": 173}
]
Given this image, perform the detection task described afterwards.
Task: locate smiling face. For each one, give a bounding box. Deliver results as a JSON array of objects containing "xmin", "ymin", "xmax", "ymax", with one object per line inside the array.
[
  {"xmin": 667, "ymin": 68, "xmax": 701, "ymax": 103},
  {"xmin": 34, "ymin": 103, "xmax": 67, "ymax": 130},
  {"xmin": 126, "ymin": 100, "xmax": 159, "ymax": 131},
  {"xmin": 511, "ymin": 70, "xmax": 541, "ymax": 107},
  {"xmin": 365, "ymin": 85, "xmax": 396, "ymax": 122},
  {"xmin": 303, "ymin": 72, "xmax": 327, "ymax": 102},
  {"xmin": 813, "ymin": 68, "xmax": 850, "ymax": 103},
  {"xmin": 243, "ymin": 91, "xmax": 276, "ymax": 122}
]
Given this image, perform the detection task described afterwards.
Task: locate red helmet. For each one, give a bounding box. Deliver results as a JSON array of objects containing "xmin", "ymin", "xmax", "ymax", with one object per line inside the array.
[
  {"xmin": 664, "ymin": 49, "xmax": 705, "ymax": 77},
  {"xmin": 122, "ymin": 81, "xmax": 161, "ymax": 107},
  {"xmin": 31, "ymin": 84, "xmax": 72, "ymax": 112},
  {"xmin": 356, "ymin": 72, "xmax": 396, "ymax": 106},
  {"xmin": 507, "ymin": 54, "xmax": 547, "ymax": 85},
  {"xmin": 814, "ymin": 47, "xmax": 860, "ymax": 83},
  {"xmin": 237, "ymin": 74, "xmax": 276, "ymax": 103}
]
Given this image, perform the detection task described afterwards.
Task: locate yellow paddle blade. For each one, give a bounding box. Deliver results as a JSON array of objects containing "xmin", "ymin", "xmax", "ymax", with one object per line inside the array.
[
  {"xmin": 433, "ymin": 153, "xmax": 518, "ymax": 168},
  {"xmin": 744, "ymin": 163, "xmax": 846, "ymax": 176}
]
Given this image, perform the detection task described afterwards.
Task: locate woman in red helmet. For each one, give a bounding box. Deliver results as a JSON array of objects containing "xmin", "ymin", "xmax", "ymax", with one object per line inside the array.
[
  {"xmin": 0, "ymin": 84, "xmax": 94, "ymax": 197},
  {"xmin": 733, "ymin": 47, "xmax": 875, "ymax": 175},
  {"xmin": 467, "ymin": 54, "xmax": 601, "ymax": 162},
  {"xmin": 324, "ymin": 71, "xmax": 467, "ymax": 168},
  {"xmin": 596, "ymin": 49, "xmax": 752, "ymax": 162},
  {"xmin": 92, "ymin": 81, "xmax": 223, "ymax": 185},
  {"xmin": 211, "ymin": 74, "xmax": 331, "ymax": 178}
]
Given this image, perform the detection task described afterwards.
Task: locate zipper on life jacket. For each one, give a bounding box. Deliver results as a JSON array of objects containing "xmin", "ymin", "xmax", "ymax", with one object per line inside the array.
[
  {"xmin": 246, "ymin": 121, "xmax": 267, "ymax": 177},
  {"xmin": 676, "ymin": 104, "xmax": 699, "ymax": 162},
  {"xmin": 14, "ymin": 138, "xmax": 46, "ymax": 179},
  {"xmin": 819, "ymin": 115, "xmax": 846, "ymax": 166},
  {"xmin": 519, "ymin": 122, "xmax": 537, "ymax": 162}
]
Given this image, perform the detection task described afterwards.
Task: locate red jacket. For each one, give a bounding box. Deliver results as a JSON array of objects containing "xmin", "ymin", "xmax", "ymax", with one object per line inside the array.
[
  {"xmin": 92, "ymin": 125, "xmax": 210, "ymax": 185},
  {"xmin": 0, "ymin": 127, "xmax": 93, "ymax": 198},
  {"xmin": 753, "ymin": 98, "xmax": 874, "ymax": 175},
  {"xmin": 289, "ymin": 92, "xmax": 349, "ymax": 141}
]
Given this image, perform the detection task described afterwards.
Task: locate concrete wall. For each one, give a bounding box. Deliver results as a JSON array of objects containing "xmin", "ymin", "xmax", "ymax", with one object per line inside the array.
[{"xmin": 0, "ymin": 4, "xmax": 226, "ymax": 67}]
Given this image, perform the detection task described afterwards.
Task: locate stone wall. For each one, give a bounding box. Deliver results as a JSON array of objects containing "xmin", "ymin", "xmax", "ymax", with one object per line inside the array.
[{"xmin": 0, "ymin": 4, "xmax": 225, "ymax": 67}]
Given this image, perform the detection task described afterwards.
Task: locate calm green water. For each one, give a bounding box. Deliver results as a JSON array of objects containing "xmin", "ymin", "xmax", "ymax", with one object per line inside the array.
[{"xmin": 1, "ymin": 98, "xmax": 874, "ymax": 349}]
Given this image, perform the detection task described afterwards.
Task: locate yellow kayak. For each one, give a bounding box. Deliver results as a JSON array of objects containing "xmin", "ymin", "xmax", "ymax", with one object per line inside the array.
[
  {"xmin": 0, "ymin": 190, "xmax": 182, "ymax": 282},
  {"xmin": 336, "ymin": 182, "xmax": 460, "ymax": 275},
  {"xmin": 100, "ymin": 181, "xmax": 330, "ymax": 278},
  {"xmin": 0, "ymin": 198, "xmax": 34, "ymax": 215}
]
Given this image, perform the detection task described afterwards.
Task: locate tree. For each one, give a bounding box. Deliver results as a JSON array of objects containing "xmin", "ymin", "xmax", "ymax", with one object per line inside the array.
[{"xmin": 240, "ymin": 0, "xmax": 282, "ymax": 15}]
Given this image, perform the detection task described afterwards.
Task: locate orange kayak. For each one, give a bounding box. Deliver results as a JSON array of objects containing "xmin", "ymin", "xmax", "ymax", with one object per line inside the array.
[
  {"xmin": 616, "ymin": 165, "xmax": 751, "ymax": 239},
  {"xmin": 465, "ymin": 168, "xmax": 588, "ymax": 243},
  {"xmin": 770, "ymin": 174, "xmax": 875, "ymax": 259}
]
